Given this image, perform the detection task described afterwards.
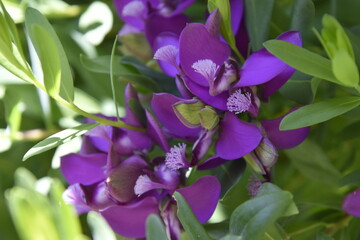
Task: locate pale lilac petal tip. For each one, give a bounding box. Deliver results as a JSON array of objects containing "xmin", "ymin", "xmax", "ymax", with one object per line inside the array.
[{"xmin": 343, "ymin": 187, "xmax": 360, "ymax": 218}]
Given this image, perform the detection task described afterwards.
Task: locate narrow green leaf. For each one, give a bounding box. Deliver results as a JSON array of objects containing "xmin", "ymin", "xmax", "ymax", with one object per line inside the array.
[
  {"xmin": 110, "ymin": 36, "xmax": 120, "ymax": 120},
  {"xmin": 146, "ymin": 214, "xmax": 169, "ymax": 240},
  {"xmin": 245, "ymin": 0, "xmax": 274, "ymax": 51},
  {"xmin": 6, "ymin": 187, "xmax": 60, "ymax": 240},
  {"xmin": 25, "ymin": 7, "xmax": 74, "ymax": 102},
  {"xmin": 290, "ymin": 0, "xmax": 315, "ymax": 34},
  {"xmin": 208, "ymin": 0, "xmax": 243, "ymax": 61},
  {"xmin": 87, "ymin": 212, "xmax": 116, "ymax": 240},
  {"xmin": 285, "ymin": 139, "xmax": 341, "ymax": 185},
  {"xmin": 121, "ymin": 56, "xmax": 177, "ymax": 94},
  {"xmin": 339, "ymin": 120, "xmax": 360, "ymax": 140},
  {"xmin": 229, "ymin": 183, "xmax": 296, "ymax": 240},
  {"xmin": 332, "ymin": 50, "xmax": 359, "ymax": 87},
  {"xmin": 279, "ymin": 79, "xmax": 314, "ymax": 104},
  {"xmin": 32, "ymin": 25, "xmax": 62, "ymax": 97},
  {"xmin": 0, "ymin": 38, "xmax": 35, "ymax": 84},
  {"xmin": 50, "ymin": 180, "xmax": 84, "ymax": 240},
  {"xmin": 264, "ymin": 40, "xmax": 341, "ymax": 84},
  {"xmin": 23, "ymin": 122, "xmax": 99, "ymax": 161},
  {"xmin": 280, "ymin": 96, "xmax": 360, "ymax": 130},
  {"xmin": 0, "ymin": 1, "xmax": 25, "ymax": 57},
  {"xmin": 340, "ymin": 169, "xmax": 360, "ymax": 186},
  {"xmin": 80, "ymin": 54, "xmax": 159, "ymax": 92},
  {"xmin": 173, "ymin": 192, "xmax": 211, "ymax": 240}
]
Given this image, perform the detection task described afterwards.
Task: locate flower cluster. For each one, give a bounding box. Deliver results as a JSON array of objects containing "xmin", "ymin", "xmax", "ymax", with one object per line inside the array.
[{"xmin": 60, "ymin": 0, "xmax": 312, "ymax": 239}]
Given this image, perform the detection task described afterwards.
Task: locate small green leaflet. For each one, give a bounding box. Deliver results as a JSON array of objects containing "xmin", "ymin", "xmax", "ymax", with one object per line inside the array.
[
  {"xmin": 229, "ymin": 183, "xmax": 297, "ymax": 240},
  {"xmin": 146, "ymin": 214, "xmax": 169, "ymax": 240},
  {"xmin": 332, "ymin": 50, "xmax": 359, "ymax": 88},
  {"xmin": 23, "ymin": 123, "xmax": 99, "ymax": 161},
  {"xmin": 25, "ymin": 7, "xmax": 74, "ymax": 102},
  {"xmin": 173, "ymin": 192, "xmax": 211, "ymax": 240},
  {"xmin": 280, "ymin": 96, "xmax": 360, "ymax": 130}
]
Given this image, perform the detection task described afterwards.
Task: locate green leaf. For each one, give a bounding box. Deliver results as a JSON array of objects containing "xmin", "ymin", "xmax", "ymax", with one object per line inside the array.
[
  {"xmin": 6, "ymin": 187, "xmax": 60, "ymax": 240},
  {"xmin": 121, "ymin": 56, "xmax": 177, "ymax": 94},
  {"xmin": 279, "ymin": 79, "xmax": 314, "ymax": 105},
  {"xmin": 332, "ymin": 50, "xmax": 359, "ymax": 87},
  {"xmin": 245, "ymin": 0, "xmax": 274, "ymax": 51},
  {"xmin": 339, "ymin": 120, "xmax": 360, "ymax": 140},
  {"xmin": 23, "ymin": 122, "xmax": 99, "ymax": 161},
  {"xmin": 321, "ymin": 14, "xmax": 354, "ymax": 59},
  {"xmin": 290, "ymin": 0, "xmax": 315, "ymax": 34},
  {"xmin": 25, "ymin": 7, "xmax": 74, "ymax": 102},
  {"xmin": 264, "ymin": 40, "xmax": 341, "ymax": 85},
  {"xmin": 50, "ymin": 179, "xmax": 84, "ymax": 240},
  {"xmin": 87, "ymin": 212, "xmax": 116, "ymax": 240},
  {"xmin": 229, "ymin": 183, "xmax": 296, "ymax": 240},
  {"xmin": 340, "ymin": 169, "xmax": 360, "ymax": 186},
  {"xmin": 110, "ymin": 36, "xmax": 120, "ymax": 120},
  {"xmin": 146, "ymin": 214, "xmax": 169, "ymax": 240},
  {"xmin": 285, "ymin": 139, "xmax": 341, "ymax": 185},
  {"xmin": 32, "ymin": 25, "xmax": 62, "ymax": 97},
  {"xmin": 80, "ymin": 54, "xmax": 159, "ymax": 93},
  {"xmin": 280, "ymin": 96, "xmax": 360, "ymax": 130},
  {"xmin": 173, "ymin": 192, "xmax": 211, "ymax": 240},
  {"xmin": 208, "ymin": 0, "xmax": 243, "ymax": 60}
]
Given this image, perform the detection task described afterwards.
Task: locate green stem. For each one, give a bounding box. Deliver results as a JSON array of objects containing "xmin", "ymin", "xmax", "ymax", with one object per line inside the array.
[
  {"xmin": 288, "ymin": 223, "xmax": 327, "ymax": 237},
  {"xmin": 32, "ymin": 78, "xmax": 145, "ymax": 132},
  {"xmin": 56, "ymin": 97, "xmax": 145, "ymax": 132}
]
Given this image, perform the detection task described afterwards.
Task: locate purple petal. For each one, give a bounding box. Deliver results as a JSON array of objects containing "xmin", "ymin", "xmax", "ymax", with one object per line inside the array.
[
  {"xmin": 230, "ymin": 0, "xmax": 244, "ymax": 33},
  {"xmin": 176, "ymin": 75, "xmax": 193, "ymax": 99},
  {"xmin": 100, "ymin": 197, "xmax": 159, "ymax": 238},
  {"xmin": 260, "ymin": 108, "xmax": 310, "ymax": 149},
  {"xmin": 236, "ymin": 31, "xmax": 302, "ymax": 87},
  {"xmin": 106, "ymin": 155, "xmax": 149, "ymax": 203},
  {"xmin": 153, "ymin": 32, "xmax": 180, "ymax": 77},
  {"xmin": 114, "ymin": 0, "xmax": 148, "ymax": 30},
  {"xmin": 61, "ymin": 153, "xmax": 107, "ymax": 185},
  {"xmin": 183, "ymin": 76, "xmax": 228, "ymax": 110},
  {"xmin": 192, "ymin": 129, "xmax": 216, "ymax": 164},
  {"xmin": 170, "ymin": 0, "xmax": 196, "ymax": 16},
  {"xmin": 216, "ymin": 112, "xmax": 262, "ymax": 160},
  {"xmin": 198, "ymin": 155, "xmax": 228, "ymax": 170},
  {"xmin": 179, "ymin": 23, "xmax": 231, "ymax": 87},
  {"xmin": 176, "ymin": 176, "xmax": 220, "ymax": 223},
  {"xmin": 63, "ymin": 184, "xmax": 90, "ymax": 214},
  {"xmin": 145, "ymin": 13, "xmax": 188, "ymax": 47},
  {"xmin": 146, "ymin": 110, "xmax": 170, "ymax": 152},
  {"xmin": 151, "ymin": 93, "xmax": 201, "ymax": 140},
  {"xmin": 343, "ymin": 187, "xmax": 360, "ymax": 218},
  {"xmin": 118, "ymin": 24, "xmax": 142, "ymax": 36},
  {"xmin": 205, "ymin": 9, "xmax": 221, "ymax": 38}
]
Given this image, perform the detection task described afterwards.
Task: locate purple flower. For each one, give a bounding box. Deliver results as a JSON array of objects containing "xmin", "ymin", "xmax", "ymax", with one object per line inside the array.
[
  {"xmin": 113, "ymin": 0, "xmax": 193, "ymax": 43},
  {"xmin": 343, "ymin": 187, "xmax": 360, "ymax": 217},
  {"xmin": 61, "ymin": 84, "xmax": 220, "ymax": 238}
]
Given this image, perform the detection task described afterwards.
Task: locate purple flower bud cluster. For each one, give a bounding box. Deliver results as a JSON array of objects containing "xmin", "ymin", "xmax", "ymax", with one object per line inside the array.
[{"xmin": 60, "ymin": 0, "xmax": 312, "ymax": 239}]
